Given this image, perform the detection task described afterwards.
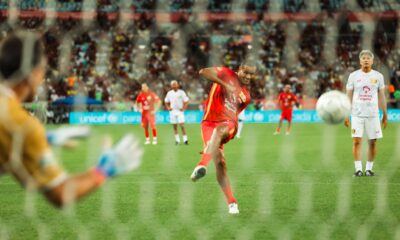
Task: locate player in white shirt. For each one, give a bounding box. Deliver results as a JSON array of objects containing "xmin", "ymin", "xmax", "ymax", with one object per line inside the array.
[
  {"xmin": 164, "ymin": 80, "xmax": 190, "ymax": 145},
  {"xmin": 345, "ymin": 50, "xmax": 388, "ymax": 177}
]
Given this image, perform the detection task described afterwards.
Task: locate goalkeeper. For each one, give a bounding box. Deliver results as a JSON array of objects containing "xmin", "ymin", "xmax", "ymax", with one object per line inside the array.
[{"xmin": 0, "ymin": 31, "xmax": 142, "ymax": 207}]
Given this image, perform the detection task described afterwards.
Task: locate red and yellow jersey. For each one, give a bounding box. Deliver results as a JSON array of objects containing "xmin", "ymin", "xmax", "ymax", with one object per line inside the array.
[
  {"xmin": 203, "ymin": 67, "xmax": 251, "ymax": 123},
  {"xmin": 136, "ymin": 91, "xmax": 160, "ymax": 113},
  {"xmin": 0, "ymin": 85, "xmax": 66, "ymax": 191},
  {"xmin": 278, "ymin": 92, "xmax": 297, "ymax": 111}
]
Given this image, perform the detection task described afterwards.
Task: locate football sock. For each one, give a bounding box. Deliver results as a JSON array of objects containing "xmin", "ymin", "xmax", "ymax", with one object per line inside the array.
[
  {"xmin": 198, "ymin": 153, "xmax": 212, "ymax": 167},
  {"xmin": 183, "ymin": 135, "xmax": 188, "ymax": 142},
  {"xmin": 152, "ymin": 128, "xmax": 157, "ymax": 137},
  {"xmin": 276, "ymin": 127, "xmax": 280, "ymax": 132},
  {"xmin": 366, "ymin": 161, "xmax": 374, "ymax": 171},
  {"xmin": 144, "ymin": 129, "xmax": 149, "ymax": 138},
  {"xmin": 222, "ymin": 185, "xmax": 236, "ymax": 204},
  {"xmin": 175, "ymin": 134, "xmax": 180, "ymax": 143},
  {"xmin": 354, "ymin": 160, "xmax": 362, "ymax": 172}
]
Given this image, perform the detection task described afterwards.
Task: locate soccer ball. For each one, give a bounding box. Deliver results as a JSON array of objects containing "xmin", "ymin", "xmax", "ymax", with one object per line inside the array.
[{"xmin": 316, "ymin": 90, "xmax": 351, "ymax": 125}]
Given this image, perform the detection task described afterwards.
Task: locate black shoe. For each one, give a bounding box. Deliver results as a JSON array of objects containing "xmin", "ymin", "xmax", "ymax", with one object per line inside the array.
[
  {"xmin": 365, "ymin": 170, "xmax": 375, "ymax": 176},
  {"xmin": 190, "ymin": 165, "xmax": 207, "ymax": 182},
  {"xmin": 175, "ymin": 141, "xmax": 180, "ymax": 145},
  {"xmin": 353, "ymin": 170, "xmax": 363, "ymax": 177},
  {"xmin": 184, "ymin": 140, "xmax": 189, "ymax": 145}
]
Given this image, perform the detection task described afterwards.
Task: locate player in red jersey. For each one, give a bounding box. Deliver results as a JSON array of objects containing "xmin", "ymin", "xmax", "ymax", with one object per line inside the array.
[
  {"xmin": 190, "ymin": 64, "xmax": 256, "ymax": 214},
  {"xmin": 274, "ymin": 84, "xmax": 297, "ymax": 135},
  {"xmin": 136, "ymin": 83, "xmax": 161, "ymax": 144}
]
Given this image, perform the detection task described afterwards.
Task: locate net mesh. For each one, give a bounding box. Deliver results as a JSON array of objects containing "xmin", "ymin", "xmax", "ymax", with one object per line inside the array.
[{"xmin": 0, "ymin": 0, "xmax": 400, "ymax": 239}]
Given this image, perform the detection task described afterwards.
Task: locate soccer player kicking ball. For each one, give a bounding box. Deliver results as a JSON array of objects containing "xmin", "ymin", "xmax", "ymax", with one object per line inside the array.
[
  {"xmin": 344, "ymin": 50, "xmax": 388, "ymax": 177},
  {"xmin": 274, "ymin": 84, "xmax": 297, "ymax": 135},
  {"xmin": 136, "ymin": 83, "xmax": 161, "ymax": 145},
  {"xmin": 190, "ymin": 64, "xmax": 256, "ymax": 214},
  {"xmin": 0, "ymin": 31, "xmax": 142, "ymax": 208}
]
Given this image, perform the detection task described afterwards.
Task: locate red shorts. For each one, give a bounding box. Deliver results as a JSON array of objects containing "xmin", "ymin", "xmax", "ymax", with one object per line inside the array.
[
  {"xmin": 201, "ymin": 120, "xmax": 237, "ymax": 150},
  {"xmin": 280, "ymin": 109, "xmax": 293, "ymax": 121},
  {"xmin": 141, "ymin": 112, "xmax": 156, "ymax": 129}
]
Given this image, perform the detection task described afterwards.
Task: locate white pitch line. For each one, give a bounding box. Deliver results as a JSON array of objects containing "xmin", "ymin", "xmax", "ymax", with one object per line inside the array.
[
  {"xmin": 257, "ymin": 176, "xmax": 273, "ymax": 217},
  {"xmin": 279, "ymin": 135, "xmax": 296, "ymax": 169},
  {"xmin": 37, "ymin": 223, "xmax": 51, "ymax": 240},
  {"xmin": 316, "ymin": 223, "xmax": 331, "ymax": 240},
  {"xmin": 77, "ymin": 226, "xmax": 91, "ymax": 240},
  {"xmin": 115, "ymin": 224, "xmax": 130, "ymax": 240},
  {"xmin": 296, "ymin": 177, "xmax": 313, "ymax": 219},
  {"xmin": 277, "ymin": 226, "xmax": 291, "ymax": 240},
  {"xmin": 374, "ymin": 176, "xmax": 388, "ymax": 216},
  {"xmin": 239, "ymin": 127, "xmax": 256, "ymax": 170},
  {"xmin": 100, "ymin": 184, "xmax": 115, "ymax": 220},
  {"xmin": 355, "ymin": 224, "xmax": 369, "ymax": 240},
  {"xmin": 195, "ymin": 228, "xmax": 211, "ymax": 240},
  {"xmin": 335, "ymin": 177, "xmax": 352, "ymax": 220},
  {"xmin": 23, "ymin": 185, "xmax": 37, "ymax": 218},
  {"xmin": 160, "ymin": 140, "xmax": 178, "ymax": 172},
  {"xmin": 321, "ymin": 126, "xmax": 337, "ymax": 168},
  {"xmin": 137, "ymin": 178, "xmax": 155, "ymax": 222},
  {"xmin": 236, "ymin": 227, "xmax": 255, "ymax": 240},
  {"xmin": 178, "ymin": 182, "xmax": 194, "ymax": 220}
]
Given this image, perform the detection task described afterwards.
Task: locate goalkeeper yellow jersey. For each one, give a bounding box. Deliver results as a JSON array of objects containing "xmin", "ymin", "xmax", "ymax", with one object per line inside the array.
[{"xmin": 0, "ymin": 85, "xmax": 66, "ymax": 191}]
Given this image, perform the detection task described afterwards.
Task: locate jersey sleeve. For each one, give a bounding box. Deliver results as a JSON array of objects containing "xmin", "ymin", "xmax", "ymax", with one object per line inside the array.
[
  {"xmin": 16, "ymin": 119, "xmax": 67, "ymax": 191},
  {"xmin": 277, "ymin": 93, "xmax": 283, "ymax": 102},
  {"xmin": 378, "ymin": 73, "xmax": 385, "ymax": 90},
  {"xmin": 152, "ymin": 92, "xmax": 160, "ymax": 102},
  {"xmin": 216, "ymin": 67, "xmax": 227, "ymax": 80},
  {"xmin": 346, "ymin": 73, "xmax": 354, "ymax": 91},
  {"xmin": 136, "ymin": 94, "xmax": 141, "ymax": 105},
  {"xmin": 164, "ymin": 92, "xmax": 171, "ymax": 103},
  {"xmin": 182, "ymin": 90, "xmax": 189, "ymax": 102},
  {"xmin": 216, "ymin": 67, "xmax": 235, "ymax": 84},
  {"xmin": 292, "ymin": 93, "xmax": 297, "ymax": 103}
]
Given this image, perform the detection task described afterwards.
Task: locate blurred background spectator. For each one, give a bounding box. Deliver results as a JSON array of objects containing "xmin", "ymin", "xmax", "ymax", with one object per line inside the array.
[{"xmin": 0, "ymin": 0, "xmax": 398, "ymax": 118}]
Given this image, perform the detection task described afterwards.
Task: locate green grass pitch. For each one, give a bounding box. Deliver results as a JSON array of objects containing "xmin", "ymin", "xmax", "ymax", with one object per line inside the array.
[{"xmin": 1, "ymin": 123, "xmax": 400, "ymax": 239}]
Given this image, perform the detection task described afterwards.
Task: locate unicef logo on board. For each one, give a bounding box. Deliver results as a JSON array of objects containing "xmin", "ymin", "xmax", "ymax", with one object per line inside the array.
[
  {"xmin": 107, "ymin": 114, "xmax": 118, "ymax": 123},
  {"xmin": 254, "ymin": 112, "xmax": 264, "ymax": 122}
]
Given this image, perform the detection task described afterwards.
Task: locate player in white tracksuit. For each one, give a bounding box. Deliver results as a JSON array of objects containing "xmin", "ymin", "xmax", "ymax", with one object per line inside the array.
[{"xmin": 345, "ymin": 50, "xmax": 388, "ymax": 177}]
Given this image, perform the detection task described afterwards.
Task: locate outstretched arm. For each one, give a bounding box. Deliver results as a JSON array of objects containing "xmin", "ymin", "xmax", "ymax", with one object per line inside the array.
[
  {"xmin": 44, "ymin": 134, "xmax": 142, "ymax": 208},
  {"xmin": 44, "ymin": 170, "xmax": 104, "ymax": 208},
  {"xmin": 199, "ymin": 68, "xmax": 235, "ymax": 93}
]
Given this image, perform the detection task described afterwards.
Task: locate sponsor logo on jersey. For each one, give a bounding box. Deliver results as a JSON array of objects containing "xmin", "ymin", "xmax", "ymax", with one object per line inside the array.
[
  {"xmin": 370, "ymin": 79, "xmax": 378, "ymax": 84},
  {"xmin": 363, "ymin": 86, "xmax": 371, "ymax": 94}
]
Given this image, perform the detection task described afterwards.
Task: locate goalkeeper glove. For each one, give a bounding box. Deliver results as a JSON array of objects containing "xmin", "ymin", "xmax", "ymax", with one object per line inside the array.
[
  {"xmin": 96, "ymin": 134, "xmax": 143, "ymax": 178},
  {"xmin": 47, "ymin": 126, "xmax": 90, "ymax": 146}
]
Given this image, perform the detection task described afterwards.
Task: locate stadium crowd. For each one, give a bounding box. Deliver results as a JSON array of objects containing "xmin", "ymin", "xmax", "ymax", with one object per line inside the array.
[{"xmin": 0, "ymin": 0, "xmax": 399, "ymax": 112}]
